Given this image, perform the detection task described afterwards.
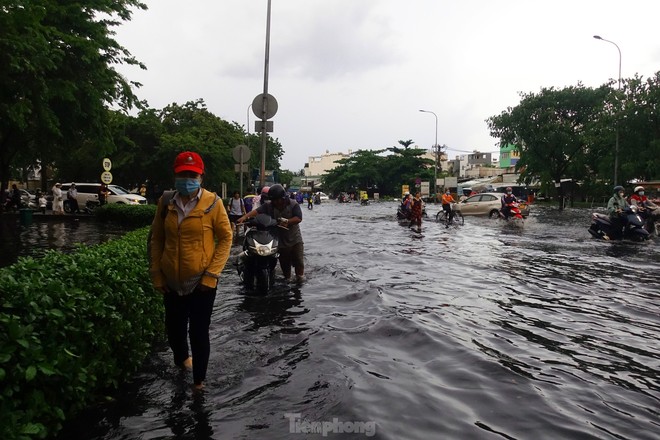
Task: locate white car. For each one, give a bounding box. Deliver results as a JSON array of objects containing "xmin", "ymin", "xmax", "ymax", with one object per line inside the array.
[
  {"xmin": 316, "ymin": 192, "xmax": 329, "ymax": 201},
  {"xmin": 59, "ymin": 183, "xmax": 147, "ymax": 212}
]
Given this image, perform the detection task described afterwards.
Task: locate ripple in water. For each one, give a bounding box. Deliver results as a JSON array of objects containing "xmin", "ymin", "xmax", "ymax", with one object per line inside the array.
[{"xmin": 55, "ymin": 202, "xmax": 660, "ymax": 440}]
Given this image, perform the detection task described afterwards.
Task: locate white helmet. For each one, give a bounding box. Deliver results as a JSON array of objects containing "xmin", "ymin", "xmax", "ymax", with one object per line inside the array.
[
  {"xmin": 634, "ymin": 186, "xmax": 644, "ymax": 193},
  {"xmin": 404, "ymin": 191, "xmax": 410, "ymax": 196}
]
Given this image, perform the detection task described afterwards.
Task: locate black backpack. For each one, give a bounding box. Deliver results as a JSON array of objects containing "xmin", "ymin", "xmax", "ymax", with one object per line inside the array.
[{"xmin": 146, "ymin": 191, "xmax": 175, "ymax": 266}]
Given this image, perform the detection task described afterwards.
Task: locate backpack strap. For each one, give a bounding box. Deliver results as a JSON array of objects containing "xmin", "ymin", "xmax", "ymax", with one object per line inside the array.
[
  {"xmin": 160, "ymin": 190, "xmax": 176, "ymax": 219},
  {"xmin": 204, "ymin": 193, "xmax": 221, "ymax": 214}
]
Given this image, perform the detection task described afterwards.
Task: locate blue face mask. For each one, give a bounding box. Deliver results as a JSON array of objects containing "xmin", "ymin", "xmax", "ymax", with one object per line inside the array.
[
  {"xmin": 175, "ymin": 178, "xmax": 201, "ymax": 196},
  {"xmin": 639, "ymin": 191, "xmax": 645, "ymax": 196}
]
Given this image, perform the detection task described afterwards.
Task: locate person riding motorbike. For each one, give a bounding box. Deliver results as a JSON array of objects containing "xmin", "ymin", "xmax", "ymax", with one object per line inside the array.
[
  {"xmin": 630, "ymin": 185, "xmax": 659, "ymax": 233},
  {"xmin": 630, "ymin": 186, "xmax": 655, "ymax": 208},
  {"xmin": 500, "ymin": 187, "xmax": 518, "ymax": 219},
  {"xmin": 401, "ymin": 192, "xmax": 411, "ymax": 214},
  {"xmin": 606, "ymin": 185, "xmax": 630, "ymax": 236}
]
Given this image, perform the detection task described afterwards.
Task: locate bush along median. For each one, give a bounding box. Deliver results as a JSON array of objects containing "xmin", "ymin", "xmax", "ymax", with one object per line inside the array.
[{"xmin": 0, "ymin": 227, "xmax": 163, "ymax": 440}]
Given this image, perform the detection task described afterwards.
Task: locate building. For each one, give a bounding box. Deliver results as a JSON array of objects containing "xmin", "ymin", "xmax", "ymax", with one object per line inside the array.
[
  {"xmin": 446, "ymin": 151, "xmax": 498, "ymax": 178},
  {"xmin": 499, "ymin": 144, "xmax": 520, "ymax": 169},
  {"xmin": 302, "ymin": 150, "xmax": 352, "ymax": 190}
]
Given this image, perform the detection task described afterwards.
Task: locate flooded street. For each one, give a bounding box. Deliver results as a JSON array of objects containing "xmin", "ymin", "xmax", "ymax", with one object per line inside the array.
[
  {"xmin": 0, "ymin": 215, "xmax": 128, "ymax": 267},
  {"xmin": 54, "ymin": 201, "xmax": 659, "ymax": 440}
]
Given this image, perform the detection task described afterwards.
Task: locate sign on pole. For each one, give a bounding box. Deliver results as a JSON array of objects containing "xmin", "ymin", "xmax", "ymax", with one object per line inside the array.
[
  {"xmin": 254, "ymin": 120, "xmax": 274, "ymax": 132},
  {"xmin": 102, "ymin": 158, "xmax": 112, "ymax": 171},
  {"xmin": 251, "ymin": 93, "xmax": 278, "ymax": 120},
  {"xmin": 101, "ymin": 171, "xmax": 113, "ymax": 184}
]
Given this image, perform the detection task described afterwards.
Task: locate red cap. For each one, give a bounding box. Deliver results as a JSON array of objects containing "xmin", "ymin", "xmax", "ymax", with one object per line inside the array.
[{"xmin": 174, "ymin": 151, "xmax": 204, "ymax": 174}]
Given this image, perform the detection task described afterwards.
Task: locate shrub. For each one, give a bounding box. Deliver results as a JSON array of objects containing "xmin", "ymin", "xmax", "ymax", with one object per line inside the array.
[
  {"xmin": 93, "ymin": 203, "xmax": 157, "ymax": 227},
  {"xmin": 0, "ymin": 227, "xmax": 163, "ymax": 440}
]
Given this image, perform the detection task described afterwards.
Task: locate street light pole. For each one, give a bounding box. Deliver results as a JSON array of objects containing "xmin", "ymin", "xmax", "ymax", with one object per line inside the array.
[
  {"xmin": 419, "ymin": 109, "xmax": 438, "ymax": 201},
  {"xmin": 593, "ymin": 35, "xmax": 622, "ymax": 185},
  {"xmin": 259, "ymin": 0, "xmax": 272, "ymax": 188}
]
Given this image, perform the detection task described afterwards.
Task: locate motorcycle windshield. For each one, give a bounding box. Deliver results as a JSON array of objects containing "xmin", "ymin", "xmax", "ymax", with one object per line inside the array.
[{"xmin": 247, "ymin": 230, "xmax": 279, "ymax": 247}]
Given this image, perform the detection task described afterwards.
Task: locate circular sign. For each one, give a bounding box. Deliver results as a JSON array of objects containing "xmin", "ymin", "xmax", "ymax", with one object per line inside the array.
[
  {"xmin": 100, "ymin": 171, "xmax": 113, "ymax": 184},
  {"xmin": 232, "ymin": 145, "xmax": 251, "ymax": 163},
  {"xmin": 251, "ymin": 93, "xmax": 278, "ymax": 119},
  {"xmin": 102, "ymin": 158, "xmax": 112, "ymax": 171}
]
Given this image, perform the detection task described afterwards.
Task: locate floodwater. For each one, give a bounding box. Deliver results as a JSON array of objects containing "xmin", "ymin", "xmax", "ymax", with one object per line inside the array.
[
  {"xmin": 0, "ymin": 215, "xmax": 129, "ymax": 267},
  {"xmin": 43, "ymin": 202, "xmax": 660, "ymax": 439}
]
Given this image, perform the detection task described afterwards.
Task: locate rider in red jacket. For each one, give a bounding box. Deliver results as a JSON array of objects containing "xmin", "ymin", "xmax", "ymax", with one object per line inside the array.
[{"xmin": 500, "ymin": 187, "xmax": 518, "ymax": 219}]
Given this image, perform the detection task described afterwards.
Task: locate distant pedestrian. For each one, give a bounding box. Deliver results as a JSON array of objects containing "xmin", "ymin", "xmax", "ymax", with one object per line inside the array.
[
  {"xmin": 227, "ymin": 190, "xmax": 247, "ymax": 236},
  {"xmin": 410, "ymin": 191, "xmax": 423, "ymax": 230},
  {"xmin": 67, "ymin": 183, "xmax": 81, "ymax": 213},
  {"xmin": 5, "ymin": 184, "xmax": 21, "ymax": 211},
  {"xmin": 52, "ymin": 183, "xmax": 64, "ymax": 215},
  {"xmin": 38, "ymin": 194, "xmax": 47, "ymax": 214},
  {"xmin": 98, "ymin": 183, "xmax": 110, "ymax": 206}
]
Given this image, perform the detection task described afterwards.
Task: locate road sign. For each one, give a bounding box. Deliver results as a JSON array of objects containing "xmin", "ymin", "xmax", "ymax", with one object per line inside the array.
[
  {"xmin": 254, "ymin": 120, "xmax": 274, "ymax": 132},
  {"xmin": 101, "ymin": 171, "xmax": 113, "ymax": 184},
  {"xmin": 234, "ymin": 164, "xmax": 249, "ymax": 173},
  {"xmin": 251, "ymin": 93, "xmax": 278, "ymax": 119},
  {"xmin": 232, "ymin": 145, "xmax": 251, "ymax": 163},
  {"xmin": 102, "ymin": 158, "xmax": 112, "ymax": 171}
]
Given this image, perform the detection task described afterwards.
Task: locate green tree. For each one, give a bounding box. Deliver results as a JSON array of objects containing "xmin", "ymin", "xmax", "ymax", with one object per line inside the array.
[
  {"xmin": 617, "ymin": 73, "xmax": 660, "ymax": 182},
  {"xmin": 487, "ymin": 84, "xmax": 609, "ymax": 209},
  {"xmin": 323, "ymin": 144, "xmax": 433, "ymax": 197},
  {"xmin": 0, "ymin": 0, "xmax": 146, "ymax": 202}
]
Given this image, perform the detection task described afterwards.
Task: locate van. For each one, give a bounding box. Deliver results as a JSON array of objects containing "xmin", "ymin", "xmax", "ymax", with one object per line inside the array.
[{"xmin": 60, "ymin": 183, "xmax": 147, "ymax": 213}]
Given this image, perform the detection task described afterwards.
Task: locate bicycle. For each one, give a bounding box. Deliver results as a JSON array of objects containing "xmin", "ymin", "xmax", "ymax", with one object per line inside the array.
[{"xmin": 435, "ymin": 207, "xmax": 464, "ymax": 227}]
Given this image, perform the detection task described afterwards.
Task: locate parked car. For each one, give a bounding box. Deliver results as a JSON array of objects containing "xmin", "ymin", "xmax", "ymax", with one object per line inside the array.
[
  {"xmin": 59, "ymin": 183, "xmax": 147, "ymax": 213},
  {"xmin": 456, "ymin": 192, "xmax": 530, "ymax": 218},
  {"xmin": 316, "ymin": 192, "xmax": 329, "ymax": 201}
]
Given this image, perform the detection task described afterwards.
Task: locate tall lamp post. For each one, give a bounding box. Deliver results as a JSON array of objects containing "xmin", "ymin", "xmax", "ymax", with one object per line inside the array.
[
  {"xmin": 593, "ymin": 35, "xmax": 622, "ymax": 185},
  {"xmin": 419, "ymin": 109, "xmax": 438, "ymax": 200}
]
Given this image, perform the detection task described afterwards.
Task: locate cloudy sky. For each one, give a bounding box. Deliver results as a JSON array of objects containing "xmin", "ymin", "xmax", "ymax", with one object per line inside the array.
[{"xmin": 113, "ymin": 0, "xmax": 660, "ymax": 171}]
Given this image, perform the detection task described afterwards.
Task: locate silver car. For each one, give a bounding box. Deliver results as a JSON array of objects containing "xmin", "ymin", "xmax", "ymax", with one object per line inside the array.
[{"xmin": 456, "ymin": 192, "xmax": 530, "ymax": 218}]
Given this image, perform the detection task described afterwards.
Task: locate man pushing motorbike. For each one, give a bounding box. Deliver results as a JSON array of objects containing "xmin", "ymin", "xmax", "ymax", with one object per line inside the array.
[{"xmin": 237, "ymin": 184, "xmax": 305, "ymax": 283}]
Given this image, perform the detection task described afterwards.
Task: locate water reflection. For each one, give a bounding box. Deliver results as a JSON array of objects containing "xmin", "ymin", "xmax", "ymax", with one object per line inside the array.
[{"xmin": 0, "ymin": 216, "xmax": 130, "ymax": 267}]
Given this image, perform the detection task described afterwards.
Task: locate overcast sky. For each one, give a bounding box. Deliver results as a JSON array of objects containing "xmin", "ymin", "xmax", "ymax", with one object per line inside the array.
[{"xmin": 113, "ymin": 0, "xmax": 660, "ymax": 171}]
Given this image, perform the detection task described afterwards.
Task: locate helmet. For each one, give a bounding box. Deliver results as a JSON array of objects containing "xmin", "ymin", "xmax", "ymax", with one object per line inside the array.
[
  {"xmin": 613, "ymin": 185, "xmax": 624, "ymax": 193},
  {"xmin": 506, "ymin": 187, "xmax": 512, "ymax": 192},
  {"xmin": 634, "ymin": 186, "xmax": 644, "ymax": 193},
  {"xmin": 261, "ymin": 186, "xmax": 270, "ymax": 195},
  {"xmin": 268, "ymin": 184, "xmax": 287, "ymax": 200},
  {"xmin": 404, "ymin": 191, "xmax": 410, "ymax": 196}
]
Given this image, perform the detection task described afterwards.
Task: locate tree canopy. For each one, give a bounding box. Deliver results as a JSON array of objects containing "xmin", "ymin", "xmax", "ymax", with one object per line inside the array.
[
  {"xmin": 0, "ymin": 0, "xmax": 147, "ymax": 197},
  {"xmin": 487, "ymin": 73, "xmax": 660, "ymax": 206},
  {"xmin": 323, "ymin": 143, "xmax": 435, "ymax": 197}
]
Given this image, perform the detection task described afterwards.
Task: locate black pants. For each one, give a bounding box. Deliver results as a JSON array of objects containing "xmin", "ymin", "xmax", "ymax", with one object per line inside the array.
[
  {"xmin": 163, "ymin": 287, "xmax": 216, "ymax": 384},
  {"xmin": 69, "ymin": 198, "xmax": 80, "ymax": 212}
]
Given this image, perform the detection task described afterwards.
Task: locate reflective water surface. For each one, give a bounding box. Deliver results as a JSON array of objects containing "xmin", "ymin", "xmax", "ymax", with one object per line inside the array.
[
  {"xmin": 48, "ymin": 203, "xmax": 659, "ymax": 439},
  {"xmin": 0, "ymin": 215, "xmax": 129, "ymax": 267}
]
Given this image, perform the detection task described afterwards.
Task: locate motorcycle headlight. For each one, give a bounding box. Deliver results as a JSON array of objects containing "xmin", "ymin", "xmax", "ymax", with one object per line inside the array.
[{"xmin": 251, "ymin": 241, "xmax": 277, "ymax": 256}]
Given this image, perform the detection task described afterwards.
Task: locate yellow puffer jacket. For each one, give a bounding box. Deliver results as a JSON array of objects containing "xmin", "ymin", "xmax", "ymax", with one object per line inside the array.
[{"xmin": 150, "ymin": 188, "xmax": 232, "ymax": 291}]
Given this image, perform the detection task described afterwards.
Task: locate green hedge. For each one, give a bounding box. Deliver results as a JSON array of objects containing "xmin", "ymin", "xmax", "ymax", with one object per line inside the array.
[
  {"xmin": 93, "ymin": 203, "xmax": 157, "ymax": 227},
  {"xmin": 0, "ymin": 227, "xmax": 163, "ymax": 440}
]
